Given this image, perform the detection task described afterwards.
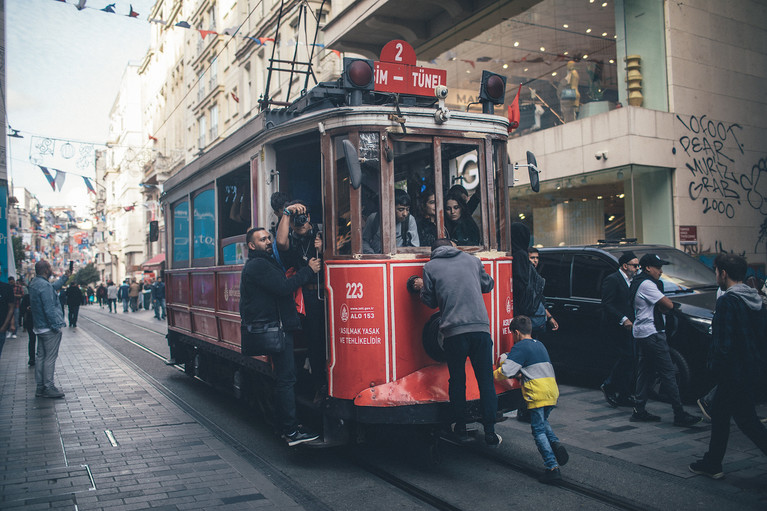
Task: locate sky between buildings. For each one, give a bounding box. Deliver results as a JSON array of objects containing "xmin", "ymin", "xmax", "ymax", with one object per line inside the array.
[{"xmin": 6, "ymin": 0, "xmax": 155, "ymax": 213}]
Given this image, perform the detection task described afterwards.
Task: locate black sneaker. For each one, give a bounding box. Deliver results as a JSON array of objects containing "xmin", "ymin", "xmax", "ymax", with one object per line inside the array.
[
  {"xmin": 552, "ymin": 442, "xmax": 569, "ymax": 466},
  {"xmin": 42, "ymin": 386, "xmax": 65, "ymax": 399},
  {"xmin": 283, "ymin": 427, "xmax": 320, "ymax": 446},
  {"xmin": 630, "ymin": 408, "xmax": 661, "ymax": 422},
  {"xmin": 689, "ymin": 459, "xmax": 724, "ymax": 479},
  {"xmin": 697, "ymin": 398, "xmax": 712, "ymax": 421},
  {"xmin": 674, "ymin": 411, "xmax": 702, "ymax": 427},
  {"xmin": 539, "ymin": 467, "xmax": 562, "ymax": 484},
  {"xmin": 601, "ymin": 383, "xmax": 619, "ymax": 408},
  {"xmin": 485, "ymin": 432, "xmax": 502, "ymax": 446},
  {"xmin": 35, "ymin": 386, "xmax": 44, "ymax": 397}
]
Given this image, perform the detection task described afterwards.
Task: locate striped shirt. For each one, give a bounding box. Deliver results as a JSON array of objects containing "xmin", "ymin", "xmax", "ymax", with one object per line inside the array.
[{"xmin": 494, "ymin": 337, "xmax": 559, "ymax": 408}]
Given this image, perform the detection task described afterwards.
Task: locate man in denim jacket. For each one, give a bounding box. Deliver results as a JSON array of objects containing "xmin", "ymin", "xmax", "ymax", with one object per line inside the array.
[{"xmin": 29, "ymin": 260, "xmax": 70, "ymax": 398}]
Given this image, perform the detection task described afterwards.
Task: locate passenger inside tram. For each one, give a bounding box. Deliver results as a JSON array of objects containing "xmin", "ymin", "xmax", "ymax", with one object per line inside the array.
[
  {"xmin": 362, "ymin": 189, "xmax": 420, "ymax": 253},
  {"xmin": 415, "ymin": 186, "xmax": 438, "ymax": 248},
  {"xmin": 444, "ymin": 192, "xmax": 480, "ymax": 246}
]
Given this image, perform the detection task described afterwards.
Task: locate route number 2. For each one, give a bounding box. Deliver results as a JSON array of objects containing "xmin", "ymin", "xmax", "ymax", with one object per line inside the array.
[{"xmin": 346, "ymin": 282, "xmax": 364, "ymax": 299}]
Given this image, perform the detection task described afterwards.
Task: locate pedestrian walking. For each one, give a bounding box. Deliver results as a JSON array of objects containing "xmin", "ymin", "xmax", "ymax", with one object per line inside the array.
[
  {"xmin": 142, "ymin": 279, "xmax": 153, "ymax": 310},
  {"xmin": 0, "ymin": 274, "xmax": 16, "ymax": 361},
  {"xmin": 239, "ymin": 227, "xmax": 321, "ymax": 446},
  {"xmin": 689, "ymin": 254, "xmax": 767, "ymax": 479},
  {"xmin": 129, "ymin": 279, "xmax": 140, "ymax": 312},
  {"xmin": 66, "ymin": 283, "xmax": 82, "ymax": 328},
  {"xmin": 9, "ymin": 276, "xmax": 23, "ymax": 338},
  {"xmin": 106, "ymin": 281, "xmax": 118, "ymax": 313},
  {"xmin": 494, "ymin": 315, "xmax": 569, "ymax": 484},
  {"xmin": 118, "ymin": 279, "xmax": 130, "ymax": 312},
  {"xmin": 410, "ymin": 238, "xmax": 500, "ymax": 445},
  {"xmin": 152, "ymin": 277, "xmax": 166, "ymax": 320},
  {"xmin": 97, "ymin": 283, "xmax": 107, "ymax": 308},
  {"xmin": 629, "ymin": 253, "xmax": 700, "ymax": 426},
  {"xmin": 600, "ymin": 251, "xmax": 639, "ymax": 407},
  {"xmin": 29, "ymin": 260, "xmax": 70, "ymax": 398}
]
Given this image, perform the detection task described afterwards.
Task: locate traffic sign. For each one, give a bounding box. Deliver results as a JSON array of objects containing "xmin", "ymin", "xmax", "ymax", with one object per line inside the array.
[{"xmin": 374, "ymin": 62, "xmax": 447, "ymax": 96}]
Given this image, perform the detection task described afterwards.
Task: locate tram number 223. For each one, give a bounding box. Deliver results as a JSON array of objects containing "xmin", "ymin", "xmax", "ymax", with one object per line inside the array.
[{"xmin": 345, "ymin": 282, "xmax": 364, "ymax": 299}]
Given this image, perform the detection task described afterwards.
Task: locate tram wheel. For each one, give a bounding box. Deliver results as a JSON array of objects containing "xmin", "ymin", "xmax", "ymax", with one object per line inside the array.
[{"xmin": 422, "ymin": 313, "xmax": 446, "ymax": 362}]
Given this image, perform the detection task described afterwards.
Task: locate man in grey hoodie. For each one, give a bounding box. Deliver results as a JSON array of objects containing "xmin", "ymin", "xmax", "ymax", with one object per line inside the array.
[
  {"xmin": 689, "ymin": 254, "xmax": 767, "ymax": 479},
  {"xmin": 411, "ymin": 238, "xmax": 500, "ymax": 445}
]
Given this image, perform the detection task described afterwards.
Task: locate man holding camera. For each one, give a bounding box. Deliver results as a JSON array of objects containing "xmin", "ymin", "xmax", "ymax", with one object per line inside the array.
[{"xmin": 275, "ymin": 200, "xmax": 327, "ymax": 399}]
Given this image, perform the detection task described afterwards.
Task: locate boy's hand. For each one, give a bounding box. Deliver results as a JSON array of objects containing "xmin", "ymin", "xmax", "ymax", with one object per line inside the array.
[{"xmin": 494, "ymin": 353, "xmax": 507, "ymax": 369}]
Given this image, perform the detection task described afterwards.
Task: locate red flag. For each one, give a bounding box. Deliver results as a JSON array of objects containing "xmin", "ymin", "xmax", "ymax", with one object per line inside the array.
[
  {"xmin": 231, "ymin": 91, "xmax": 239, "ymax": 103},
  {"xmin": 508, "ymin": 83, "xmax": 522, "ymax": 132},
  {"xmin": 258, "ymin": 37, "xmax": 275, "ymax": 44},
  {"xmin": 148, "ymin": 134, "xmax": 158, "ymax": 142},
  {"xmin": 199, "ymin": 30, "xmax": 218, "ymax": 40},
  {"xmin": 129, "ymin": 5, "xmax": 139, "ymax": 17}
]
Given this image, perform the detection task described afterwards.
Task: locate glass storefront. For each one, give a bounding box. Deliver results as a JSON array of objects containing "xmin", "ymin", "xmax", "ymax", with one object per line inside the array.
[
  {"xmin": 417, "ymin": 0, "xmax": 619, "ymax": 132},
  {"xmin": 508, "ymin": 166, "xmax": 674, "ymax": 247}
]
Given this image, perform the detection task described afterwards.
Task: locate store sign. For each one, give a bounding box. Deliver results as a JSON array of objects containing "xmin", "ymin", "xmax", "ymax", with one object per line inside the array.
[
  {"xmin": 374, "ymin": 40, "xmax": 446, "ymax": 97},
  {"xmin": 679, "ymin": 225, "xmax": 698, "ymax": 245}
]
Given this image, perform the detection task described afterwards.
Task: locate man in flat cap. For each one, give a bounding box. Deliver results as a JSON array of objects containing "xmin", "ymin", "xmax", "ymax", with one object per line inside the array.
[
  {"xmin": 629, "ymin": 253, "xmax": 700, "ymax": 427},
  {"xmin": 600, "ymin": 251, "xmax": 639, "ymax": 407}
]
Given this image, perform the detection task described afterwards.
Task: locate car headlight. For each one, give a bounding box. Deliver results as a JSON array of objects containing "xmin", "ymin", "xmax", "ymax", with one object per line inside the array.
[{"xmin": 687, "ymin": 316, "xmax": 712, "ymax": 335}]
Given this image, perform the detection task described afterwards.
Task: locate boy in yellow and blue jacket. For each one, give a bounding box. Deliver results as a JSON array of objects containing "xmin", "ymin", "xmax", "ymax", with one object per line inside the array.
[{"xmin": 494, "ymin": 315, "xmax": 569, "ymax": 484}]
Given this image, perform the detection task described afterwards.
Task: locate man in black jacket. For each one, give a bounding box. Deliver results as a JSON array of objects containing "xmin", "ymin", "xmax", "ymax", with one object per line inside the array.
[
  {"xmin": 239, "ymin": 227, "xmax": 321, "ymax": 446},
  {"xmin": 600, "ymin": 251, "xmax": 639, "ymax": 407},
  {"xmin": 689, "ymin": 254, "xmax": 767, "ymax": 479}
]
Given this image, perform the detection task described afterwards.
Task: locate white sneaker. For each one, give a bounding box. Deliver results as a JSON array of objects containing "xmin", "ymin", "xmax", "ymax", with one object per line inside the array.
[{"xmin": 11, "ymin": 334, "xmax": 17, "ymax": 339}]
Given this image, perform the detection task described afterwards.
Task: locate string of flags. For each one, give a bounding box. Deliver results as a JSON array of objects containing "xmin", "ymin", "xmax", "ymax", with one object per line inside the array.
[
  {"xmin": 38, "ymin": 165, "xmax": 97, "ymax": 195},
  {"xmin": 48, "ymin": 0, "xmax": 337, "ymax": 53}
]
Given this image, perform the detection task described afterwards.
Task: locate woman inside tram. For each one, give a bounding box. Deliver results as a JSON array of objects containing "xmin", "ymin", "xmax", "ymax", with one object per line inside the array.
[
  {"xmin": 415, "ymin": 187, "xmax": 438, "ymax": 248},
  {"xmin": 444, "ymin": 192, "xmax": 480, "ymax": 246}
]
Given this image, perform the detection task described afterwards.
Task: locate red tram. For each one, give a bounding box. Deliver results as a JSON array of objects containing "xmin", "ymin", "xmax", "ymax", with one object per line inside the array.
[{"xmin": 162, "ymin": 42, "xmax": 528, "ymax": 445}]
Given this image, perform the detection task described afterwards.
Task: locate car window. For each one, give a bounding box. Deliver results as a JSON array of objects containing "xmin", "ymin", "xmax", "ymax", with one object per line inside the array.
[
  {"xmin": 538, "ymin": 252, "xmax": 571, "ymax": 298},
  {"xmin": 572, "ymin": 254, "xmax": 612, "ymax": 299},
  {"xmin": 604, "ymin": 247, "xmax": 715, "ymax": 292}
]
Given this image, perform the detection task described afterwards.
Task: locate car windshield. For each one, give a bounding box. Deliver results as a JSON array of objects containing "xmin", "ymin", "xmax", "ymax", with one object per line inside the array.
[{"xmin": 604, "ymin": 247, "xmax": 716, "ymax": 293}]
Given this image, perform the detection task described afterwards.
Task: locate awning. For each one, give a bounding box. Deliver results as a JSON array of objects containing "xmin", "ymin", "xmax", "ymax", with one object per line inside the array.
[{"xmin": 141, "ymin": 253, "xmax": 166, "ymax": 269}]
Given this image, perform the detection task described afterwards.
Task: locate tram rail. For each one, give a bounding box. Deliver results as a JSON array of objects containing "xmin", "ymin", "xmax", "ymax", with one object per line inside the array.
[{"xmin": 81, "ymin": 311, "xmax": 651, "ymax": 511}]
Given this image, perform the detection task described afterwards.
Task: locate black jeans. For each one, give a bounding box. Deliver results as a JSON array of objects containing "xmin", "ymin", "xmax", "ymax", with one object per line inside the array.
[
  {"xmin": 634, "ymin": 332, "xmax": 683, "ymax": 413},
  {"xmin": 603, "ymin": 326, "xmax": 636, "ymax": 398},
  {"xmin": 444, "ymin": 331, "xmax": 498, "ymax": 433},
  {"xmin": 68, "ymin": 305, "xmax": 80, "ymax": 327},
  {"xmin": 27, "ymin": 328, "xmax": 37, "ymax": 362},
  {"xmin": 271, "ymin": 331, "xmax": 298, "ymax": 435},
  {"xmin": 704, "ymin": 382, "xmax": 767, "ymax": 466}
]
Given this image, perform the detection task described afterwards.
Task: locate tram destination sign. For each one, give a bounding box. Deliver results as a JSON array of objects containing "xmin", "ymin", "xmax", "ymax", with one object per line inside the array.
[{"xmin": 374, "ymin": 40, "xmax": 447, "ymax": 97}]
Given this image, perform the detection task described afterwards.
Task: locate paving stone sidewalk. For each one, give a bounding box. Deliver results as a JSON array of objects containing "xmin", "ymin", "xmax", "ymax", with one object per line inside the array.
[
  {"xmin": 501, "ymin": 382, "xmax": 767, "ymax": 494},
  {"xmin": 0, "ymin": 327, "xmax": 305, "ymax": 510}
]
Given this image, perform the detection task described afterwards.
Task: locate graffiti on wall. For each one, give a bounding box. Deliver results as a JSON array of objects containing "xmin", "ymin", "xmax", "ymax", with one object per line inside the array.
[{"xmin": 677, "ymin": 114, "xmax": 767, "ymax": 219}]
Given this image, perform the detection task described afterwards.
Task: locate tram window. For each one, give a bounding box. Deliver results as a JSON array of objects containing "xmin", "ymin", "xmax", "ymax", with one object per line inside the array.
[
  {"xmin": 172, "ymin": 200, "xmax": 190, "ymax": 267},
  {"xmin": 192, "ymin": 188, "xmax": 216, "ymax": 264},
  {"xmin": 358, "ymin": 133, "xmax": 383, "ymax": 254},
  {"xmin": 442, "ymin": 144, "xmax": 482, "ymax": 247},
  {"xmin": 218, "ymin": 166, "xmax": 250, "ymax": 240},
  {"xmin": 334, "ymin": 136, "xmax": 352, "ymax": 255}
]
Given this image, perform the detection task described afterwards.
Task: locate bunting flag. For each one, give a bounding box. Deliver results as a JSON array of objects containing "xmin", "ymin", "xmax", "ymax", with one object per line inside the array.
[
  {"xmin": 199, "ymin": 30, "xmax": 217, "ymax": 40},
  {"xmin": 508, "ymin": 83, "xmax": 523, "ymax": 132},
  {"xmin": 83, "ymin": 176, "xmax": 97, "ymax": 195},
  {"xmin": 128, "ymin": 4, "xmax": 138, "ymax": 17},
  {"xmin": 39, "ymin": 166, "xmax": 57, "ymax": 190},
  {"xmin": 101, "ymin": 3, "xmax": 115, "ymax": 13},
  {"xmin": 55, "ymin": 170, "xmax": 67, "ymax": 191},
  {"xmin": 148, "ymin": 134, "xmax": 158, "ymax": 142},
  {"xmin": 330, "ymin": 49, "xmax": 341, "ymax": 58},
  {"xmin": 231, "ymin": 91, "xmax": 239, "ymax": 103}
]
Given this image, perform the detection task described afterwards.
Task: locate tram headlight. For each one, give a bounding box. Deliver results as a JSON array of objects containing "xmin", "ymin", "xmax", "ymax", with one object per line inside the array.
[
  {"xmin": 343, "ymin": 58, "xmax": 375, "ymax": 90},
  {"xmin": 479, "ymin": 71, "xmax": 507, "ymax": 104}
]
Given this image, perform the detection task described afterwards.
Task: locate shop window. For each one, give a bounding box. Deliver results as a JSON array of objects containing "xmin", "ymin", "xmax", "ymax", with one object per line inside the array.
[{"xmin": 172, "ymin": 200, "xmax": 189, "ymax": 266}]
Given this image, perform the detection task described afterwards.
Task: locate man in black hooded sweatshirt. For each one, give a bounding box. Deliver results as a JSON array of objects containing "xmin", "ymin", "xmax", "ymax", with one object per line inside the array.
[{"xmin": 510, "ymin": 223, "xmax": 557, "ymax": 340}]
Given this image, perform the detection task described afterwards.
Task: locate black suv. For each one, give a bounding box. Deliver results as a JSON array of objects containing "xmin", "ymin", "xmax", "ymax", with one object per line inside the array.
[{"xmin": 536, "ymin": 243, "xmax": 717, "ymax": 399}]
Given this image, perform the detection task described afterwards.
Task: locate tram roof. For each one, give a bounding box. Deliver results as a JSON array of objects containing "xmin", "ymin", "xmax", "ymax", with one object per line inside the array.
[{"xmin": 162, "ymin": 80, "xmax": 509, "ymax": 198}]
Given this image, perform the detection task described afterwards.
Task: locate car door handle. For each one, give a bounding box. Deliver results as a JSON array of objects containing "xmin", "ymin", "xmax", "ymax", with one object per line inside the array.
[{"xmin": 564, "ymin": 304, "xmax": 580, "ymax": 312}]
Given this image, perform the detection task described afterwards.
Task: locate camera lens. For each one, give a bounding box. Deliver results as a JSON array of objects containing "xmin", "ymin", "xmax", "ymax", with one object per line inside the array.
[{"xmin": 293, "ymin": 213, "xmax": 309, "ymax": 227}]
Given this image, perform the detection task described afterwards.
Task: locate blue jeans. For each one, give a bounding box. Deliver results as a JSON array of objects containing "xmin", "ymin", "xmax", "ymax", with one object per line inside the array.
[
  {"xmin": 270, "ymin": 332, "xmax": 298, "ymax": 435},
  {"xmin": 530, "ymin": 405, "xmax": 560, "ymax": 469},
  {"xmin": 444, "ymin": 331, "xmax": 498, "ymax": 433},
  {"xmin": 122, "ymin": 298, "xmax": 130, "ymax": 312},
  {"xmin": 153, "ymin": 298, "xmax": 166, "ymax": 319},
  {"xmin": 35, "ymin": 330, "xmax": 63, "ymax": 390}
]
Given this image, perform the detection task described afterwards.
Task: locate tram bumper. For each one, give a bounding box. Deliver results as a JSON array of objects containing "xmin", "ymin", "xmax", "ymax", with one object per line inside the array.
[{"xmin": 334, "ymin": 363, "xmax": 520, "ymax": 425}]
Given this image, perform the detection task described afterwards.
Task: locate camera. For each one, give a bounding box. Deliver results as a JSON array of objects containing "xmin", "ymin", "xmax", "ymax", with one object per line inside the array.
[
  {"xmin": 293, "ymin": 213, "xmax": 309, "ymax": 227},
  {"xmin": 434, "ymin": 85, "xmax": 448, "ymax": 99}
]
